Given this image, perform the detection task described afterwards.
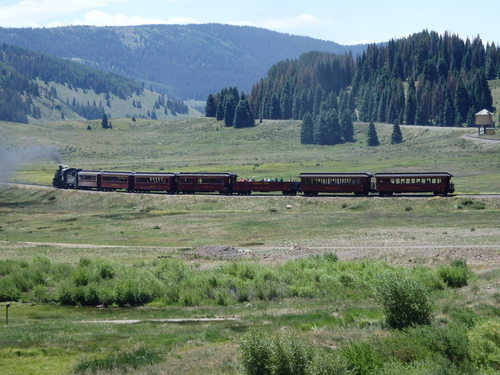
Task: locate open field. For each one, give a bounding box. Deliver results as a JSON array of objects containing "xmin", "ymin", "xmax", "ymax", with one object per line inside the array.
[
  {"xmin": 1, "ymin": 118, "xmax": 499, "ymax": 374},
  {"xmin": 1, "ymin": 117, "xmax": 499, "ymax": 192}
]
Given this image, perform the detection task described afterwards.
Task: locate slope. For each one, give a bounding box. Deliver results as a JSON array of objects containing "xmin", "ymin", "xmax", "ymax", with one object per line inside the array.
[
  {"xmin": 0, "ymin": 24, "xmax": 367, "ymax": 99},
  {"xmin": 0, "ymin": 43, "xmax": 195, "ymax": 123}
]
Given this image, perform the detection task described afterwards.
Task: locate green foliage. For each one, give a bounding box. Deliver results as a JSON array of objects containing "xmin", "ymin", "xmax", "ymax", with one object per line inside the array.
[
  {"xmin": 241, "ymin": 330, "xmax": 274, "ymax": 375},
  {"xmin": 468, "ymin": 320, "xmax": 500, "ymax": 370},
  {"xmin": 73, "ymin": 346, "xmax": 162, "ymax": 373},
  {"xmin": 438, "ymin": 260, "xmax": 470, "ymax": 288},
  {"xmin": 390, "ymin": 122, "xmax": 403, "ymax": 144},
  {"xmin": 300, "ymin": 112, "xmax": 314, "ymax": 144},
  {"xmin": 376, "ymin": 272, "xmax": 432, "ymax": 329},
  {"xmin": 367, "ymin": 121, "xmax": 380, "ymax": 146},
  {"xmin": 341, "ymin": 342, "xmax": 384, "ymax": 375},
  {"xmin": 0, "ymin": 276, "xmax": 21, "ymax": 301}
]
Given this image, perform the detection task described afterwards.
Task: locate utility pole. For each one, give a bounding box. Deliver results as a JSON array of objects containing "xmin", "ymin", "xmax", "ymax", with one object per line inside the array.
[{"xmin": 5, "ymin": 303, "xmax": 10, "ymax": 324}]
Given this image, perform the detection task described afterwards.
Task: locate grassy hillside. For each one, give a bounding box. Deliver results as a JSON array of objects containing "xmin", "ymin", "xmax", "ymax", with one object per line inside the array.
[
  {"xmin": 32, "ymin": 80, "xmax": 200, "ymax": 123},
  {"xmin": 1, "ymin": 118, "xmax": 499, "ymax": 192}
]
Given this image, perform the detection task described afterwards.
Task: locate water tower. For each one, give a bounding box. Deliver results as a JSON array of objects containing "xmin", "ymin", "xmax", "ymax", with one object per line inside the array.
[{"xmin": 474, "ymin": 109, "xmax": 494, "ymax": 135}]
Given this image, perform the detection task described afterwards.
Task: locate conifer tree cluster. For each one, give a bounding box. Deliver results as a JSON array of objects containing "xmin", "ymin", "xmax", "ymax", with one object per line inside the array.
[
  {"xmin": 300, "ymin": 90, "xmax": 355, "ymax": 145},
  {"xmin": 354, "ymin": 31, "xmax": 497, "ymax": 126},
  {"xmin": 205, "ymin": 87, "xmax": 254, "ymax": 128}
]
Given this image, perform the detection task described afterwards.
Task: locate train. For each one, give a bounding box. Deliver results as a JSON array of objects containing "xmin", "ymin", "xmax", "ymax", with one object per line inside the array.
[{"xmin": 52, "ymin": 165, "xmax": 455, "ymax": 196}]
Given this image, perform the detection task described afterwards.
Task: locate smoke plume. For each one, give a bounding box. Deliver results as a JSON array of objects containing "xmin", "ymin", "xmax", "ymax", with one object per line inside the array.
[{"xmin": 0, "ymin": 143, "xmax": 61, "ymax": 183}]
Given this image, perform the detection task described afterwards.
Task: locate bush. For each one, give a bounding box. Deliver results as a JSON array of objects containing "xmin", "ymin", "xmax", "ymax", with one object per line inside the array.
[
  {"xmin": 468, "ymin": 320, "xmax": 500, "ymax": 370},
  {"xmin": 308, "ymin": 352, "xmax": 353, "ymax": 375},
  {"xmin": 341, "ymin": 342, "xmax": 384, "ymax": 375},
  {"xmin": 376, "ymin": 272, "xmax": 432, "ymax": 329},
  {"xmin": 438, "ymin": 260, "xmax": 469, "ymax": 288},
  {"xmin": 0, "ymin": 277, "xmax": 21, "ymax": 301},
  {"xmin": 241, "ymin": 330, "xmax": 274, "ymax": 375}
]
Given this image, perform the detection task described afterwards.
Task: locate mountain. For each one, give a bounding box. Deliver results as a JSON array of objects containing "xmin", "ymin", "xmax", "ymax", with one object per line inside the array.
[
  {"xmin": 0, "ymin": 43, "xmax": 193, "ymax": 123},
  {"xmin": 0, "ymin": 24, "xmax": 367, "ymax": 99}
]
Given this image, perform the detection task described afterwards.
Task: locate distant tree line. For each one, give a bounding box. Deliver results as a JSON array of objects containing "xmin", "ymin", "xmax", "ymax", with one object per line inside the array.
[
  {"xmin": 205, "ymin": 31, "xmax": 498, "ymax": 146},
  {"xmin": 353, "ymin": 31, "xmax": 496, "ymax": 126},
  {"xmin": 0, "ymin": 43, "xmax": 143, "ymax": 99},
  {"xmin": 205, "ymin": 87, "xmax": 255, "ymax": 128}
]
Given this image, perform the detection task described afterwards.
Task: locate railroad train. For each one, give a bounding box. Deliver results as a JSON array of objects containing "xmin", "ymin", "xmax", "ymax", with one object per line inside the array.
[{"xmin": 52, "ymin": 165, "xmax": 455, "ymax": 196}]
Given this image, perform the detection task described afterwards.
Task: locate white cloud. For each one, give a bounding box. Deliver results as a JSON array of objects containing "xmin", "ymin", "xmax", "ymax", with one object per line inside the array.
[
  {"xmin": 260, "ymin": 14, "xmax": 321, "ymax": 30},
  {"xmin": 0, "ymin": 0, "xmax": 124, "ymax": 27},
  {"xmin": 67, "ymin": 10, "xmax": 199, "ymax": 26}
]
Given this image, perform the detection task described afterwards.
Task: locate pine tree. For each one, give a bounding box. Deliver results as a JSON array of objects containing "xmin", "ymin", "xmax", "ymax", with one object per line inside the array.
[
  {"xmin": 301, "ymin": 112, "xmax": 314, "ymax": 144},
  {"xmin": 466, "ymin": 107, "xmax": 475, "ymax": 127},
  {"xmin": 215, "ymin": 99, "xmax": 224, "ymax": 121},
  {"xmin": 233, "ymin": 98, "xmax": 255, "ymax": 128},
  {"xmin": 205, "ymin": 94, "xmax": 217, "ymax": 117},
  {"xmin": 223, "ymin": 94, "xmax": 237, "ymax": 127},
  {"xmin": 390, "ymin": 121, "xmax": 403, "ymax": 144},
  {"xmin": 101, "ymin": 114, "xmax": 109, "ymax": 129},
  {"xmin": 404, "ymin": 80, "xmax": 417, "ymax": 125},
  {"xmin": 367, "ymin": 121, "xmax": 380, "ymax": 146},
  {"xmin": 340, "ymin": 109, "xmax": 354, "ymax": 142}
]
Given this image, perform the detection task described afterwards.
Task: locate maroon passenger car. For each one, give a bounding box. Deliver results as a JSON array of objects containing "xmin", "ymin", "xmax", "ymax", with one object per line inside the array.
[
  {"xmin": 374, "ymin": 172, "xmax": 454, "ymax": 196},
  {"xmin": 100, "ymin": 171, "xmax": 134, "ymax": 191},
  {"xmin": 233, "ymin": 180, "xmax": 299, "ymax": 195},
  {"xmin": 299, "ymin": 173, "xmax": 373, "ymax": 196},
  {"xmin": 176, "ymin": 172, "xmax": 236, "ymax": 194},
  {"xmin": 133, "ymin": 173, "xmax": 176, "ymax": 193}
]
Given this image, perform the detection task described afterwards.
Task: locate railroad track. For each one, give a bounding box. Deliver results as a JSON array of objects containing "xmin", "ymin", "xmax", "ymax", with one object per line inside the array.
[{"xmin": 3, "ymin": 182, "xmax": 500, "ymax": 198}]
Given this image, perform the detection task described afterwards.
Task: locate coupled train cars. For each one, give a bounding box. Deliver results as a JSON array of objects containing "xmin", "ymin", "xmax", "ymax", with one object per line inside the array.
[{"xmin": 53, "ymin": 165, "xmax": 455, "ymax": 196}]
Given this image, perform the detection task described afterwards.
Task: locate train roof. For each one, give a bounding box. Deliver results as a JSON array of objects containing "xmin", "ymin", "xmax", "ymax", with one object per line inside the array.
[
  {"xmin": 177, "ymin": 172, "xmax": 237, "ymax": 177},
  {"xmin": 374, "ymin": 172, "xmax": 453, "ymax": 177},
  {"xmin": 299, "ymin": 172, "xmax": 373, "ymax": 178}
]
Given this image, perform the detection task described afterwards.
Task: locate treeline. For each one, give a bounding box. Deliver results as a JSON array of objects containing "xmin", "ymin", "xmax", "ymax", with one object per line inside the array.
[
  {"xmin": 300, "ymin": 90, "xmax": 355, "ymax": 145},
  {"xmin": 354, "ymin": 31, "xmax": 497, "ymax": 126},
  {"xmin": 206, "ymin": 31, "xmax": 498, "ymax": 145},
  {"xmin": 0, "ymin": 43, "xmax": 143, "ymax": 99},
  {"xmin": 66, "ymin": 98, "xmax": 105, "ymax": 120},
  {"xmin": 249, "ymin": 51, "xmax": 354, "ymax": 121},
  {"xmin": 0, "ymin": 61, "xmax": 38, "ymax": 123},
  {"xmin": 205, "ymin": 87, "xmax": 255, "ymax": 128}
]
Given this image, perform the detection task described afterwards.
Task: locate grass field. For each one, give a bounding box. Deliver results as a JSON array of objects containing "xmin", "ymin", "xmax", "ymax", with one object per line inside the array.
[
  {"xmin": 1, "ymin": 117, "xmax": 500, "ymax": 192},
  {"xmin": 1, "ymin": 117, "xmax": 499, "ymax": 374}
]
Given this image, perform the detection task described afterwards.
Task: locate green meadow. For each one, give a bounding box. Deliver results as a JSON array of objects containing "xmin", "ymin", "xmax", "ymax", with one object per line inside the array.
[
  {"xmin": 1, "ymin": 117, "xmax": 499, "ymax": 374},
  {"xmin": 1, "ymin": 117, "xmax": 499, "ymax": 192}
]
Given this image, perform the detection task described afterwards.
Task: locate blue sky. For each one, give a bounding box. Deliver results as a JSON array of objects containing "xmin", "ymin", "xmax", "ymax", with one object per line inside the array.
[{"xmin": 0, "ymin": 0, "xmax": 498, "ymax": 45}]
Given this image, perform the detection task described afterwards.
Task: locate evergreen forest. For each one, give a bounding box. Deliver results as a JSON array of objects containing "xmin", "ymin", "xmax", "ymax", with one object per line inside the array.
[{"xmin": 233, "ymin": 30, "xmax": 499, "ymax": 144}]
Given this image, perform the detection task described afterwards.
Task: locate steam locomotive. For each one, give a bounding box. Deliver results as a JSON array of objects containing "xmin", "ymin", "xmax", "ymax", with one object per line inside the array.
[{"xmin": 53, "ymin": 165, "xmax": 455, "ymax": 196}]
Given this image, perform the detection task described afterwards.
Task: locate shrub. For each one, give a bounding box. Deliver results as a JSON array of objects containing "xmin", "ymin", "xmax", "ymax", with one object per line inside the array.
[
  {"xmin": 341, "ymin": 341, "xmax": 384, "ymax": 375},
  {"xmin": 0, "ymin": 277, "xmax": 21, "ymax": 301},
  {"xmin": 468, "ymin": 320, "xmax": 500, "ymax": 370},
  {"xmin": 241, "ymin": 330, "xmax": 274, "ymax": 375},
  {"xmin": 438, "ymin": 260, "xmax": 469, "ymax": 288},
  {"xmin": 308, "ymin": 352, "xmax": 353, "ymax": 375},
  {"xmin": 409, "ymin": 324, "xmax": 471, "ymax": 363},
  {"xmin": 376, "ymin": 272, "xmax": 432, "ymax": 329}
]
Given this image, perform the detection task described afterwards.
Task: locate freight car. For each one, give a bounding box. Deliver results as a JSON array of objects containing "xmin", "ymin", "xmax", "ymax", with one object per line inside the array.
[{"xmin": 52, "ymin": 165, "xmax": 455, "ymax": 196}]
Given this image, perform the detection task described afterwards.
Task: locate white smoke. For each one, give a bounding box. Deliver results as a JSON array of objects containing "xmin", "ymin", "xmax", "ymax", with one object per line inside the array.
[{"xmin": 0, "ymin": 144, "xmax": 61, "ymax": 182}]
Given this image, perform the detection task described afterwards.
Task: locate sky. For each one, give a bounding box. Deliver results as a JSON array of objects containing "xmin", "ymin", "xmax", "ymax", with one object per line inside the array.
[{"xmin": 0, "ymin": 0, "xmax": 498, "ymax": 45}]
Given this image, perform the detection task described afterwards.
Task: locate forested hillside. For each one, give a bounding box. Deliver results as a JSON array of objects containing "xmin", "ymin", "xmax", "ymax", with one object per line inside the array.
[
  {"xmin": 246, "ymin": 31, "xmax": 499, "ymax": 131},
  {"xmin": 0, "ymin": 43, "xmax": 190, "ymax": 123},
  {"xmin": 0, "ymin": 24, "xmax": 366, "ymax": 99}
]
